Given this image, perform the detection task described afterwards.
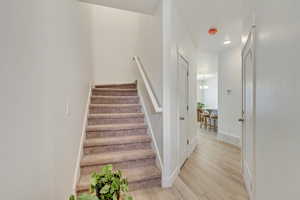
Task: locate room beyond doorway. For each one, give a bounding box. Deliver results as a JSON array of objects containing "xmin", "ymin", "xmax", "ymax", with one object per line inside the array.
[{"xmin": 197, "ymin": 53, "xmax": 219, "ymax": 134}]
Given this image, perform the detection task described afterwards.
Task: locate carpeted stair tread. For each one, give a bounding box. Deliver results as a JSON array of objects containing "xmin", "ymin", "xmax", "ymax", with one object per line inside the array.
[
  {"xmin": 91, "ymin": 95, "xmax": 139, "ymax": 99},
  {"xmin": 77, "ymin": 166, "xmax": 161, "ymax": 192},
  {"xmin": 88, "ymin": 113, "xmax": 144, "ymax": 119},
  {"xmin": 90, "ymin": 96, "xmax": 140, "ymax": 105},
  {"xmin": 90, "ymin": 104, "xmax": 140, "ymax": 107},
  {"xmin": 86, "ymin": 123, "xmax": 147, "ymax": 132},
  {"xmin": 89, "ymin": 104, "xmax": 141, "ymax": 114},
  {"xmin": 91, "ymin": 96, "xmax": 139, "ymax": 102},
  {"xmin": 84, "ymin": 135, "xmax": 151, "ymax": 147},
  {"xmin": 92, "ymin": 88, "xmax": 138, "ymax": 92},
  {"xmin": 92, "ymin": 88, "xmax": 138, "ymax": 97},
  {"xmin": 95, "ymin": 83, "xmax": 137, "ymax": 89},
  {"xmin": 80, "ymin": 149, "xmax": 156, "ymax": 167}
]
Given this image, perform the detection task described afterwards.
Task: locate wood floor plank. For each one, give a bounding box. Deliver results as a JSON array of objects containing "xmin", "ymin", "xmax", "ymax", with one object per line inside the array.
[{"xmin": 129, "ymin": 128, "xmax": 249, "ymax": 200}]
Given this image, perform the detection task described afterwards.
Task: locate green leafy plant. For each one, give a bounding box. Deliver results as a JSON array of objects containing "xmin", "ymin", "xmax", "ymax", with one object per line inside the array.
[
  {"xmin": 69, "ymin": 165, "xmax": 133, "ymax": 200},
  {"xmin": 197, "ymin": 102, "xmax": 205, "ymax": 109},
  {"xmin": 69, "ymin": 194, "xmax": 98, "ymax": 200}
]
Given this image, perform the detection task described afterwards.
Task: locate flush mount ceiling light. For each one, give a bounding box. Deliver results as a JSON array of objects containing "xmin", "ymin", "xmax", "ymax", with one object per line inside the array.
[
  {"xmin": 208, "ymin": 27, "xmax": 218, "ymax": 36},
  {"xmin": 224, "ymin": 40, "xmax": 232, "ymax": 45}
]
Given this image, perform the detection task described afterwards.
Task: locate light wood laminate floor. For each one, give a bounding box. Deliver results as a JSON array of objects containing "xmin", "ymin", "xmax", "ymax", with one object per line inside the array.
[{"xmin": 130, "ymin": 129, "xmax": 249, "ymax": 200}]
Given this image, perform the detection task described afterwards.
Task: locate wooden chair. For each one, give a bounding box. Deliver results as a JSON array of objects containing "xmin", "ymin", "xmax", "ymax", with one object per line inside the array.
[
  {"xmin": 202, "ymin": 111, "xmax": 210, "ymax": 129},
  {"xmin": 197, "ymin": 109, "xmax": 204, "ymax": 123},
  {"xmin": 210, "ymin": 114, "xmax": 218, "ymax": 131}
]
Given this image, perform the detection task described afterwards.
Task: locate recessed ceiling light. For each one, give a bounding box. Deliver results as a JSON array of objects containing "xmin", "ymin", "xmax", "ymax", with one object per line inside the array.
[{"xmin": 224, "ymin": 40, "xmax": 231, "ymax": 45}]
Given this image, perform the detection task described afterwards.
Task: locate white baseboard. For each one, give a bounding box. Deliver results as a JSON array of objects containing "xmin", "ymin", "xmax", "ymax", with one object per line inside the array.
[
  {"xmin": 187, "ymin": 136, "xmax": 198, "ymax": 157},
  {"xmin": 72, "ymin": 83, "xmax": 93, "ymax": 194},
  {"xmin": 138, "ymin": 90, "xmax": 164, "ymax": 171},
  {"xmin": 162, "ymin": 167, "xmax": 180, "ymax": 188},
  {"xmin": 217, "ymin": 130, "xmax": 241, "ymax": 148}
]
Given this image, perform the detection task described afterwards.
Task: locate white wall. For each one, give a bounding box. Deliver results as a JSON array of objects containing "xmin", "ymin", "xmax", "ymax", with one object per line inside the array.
[
  {"xmin": 163, "ymin": 0, "xmax": 198, "ymax": 186},
  {"xmin": 204, "ymin": 76, "xmax": 218, "ymax": 109},
  {"xmin": 88, "ymin": 3, "xmax": 163, "ymax": 101},
  {"xmin": 197, "ymin": 53, "xmax": 218, "ymax": 75},
  {"xmin": 90, "ymin": 4, "xmax": 164, "ymax": 103},
  {"xmin": 135, "ymin": 2, "xmax": 164, "ymax": 161},
  {"xmin": 91, "ymin": 5, "xmax": 140, "ymax": 84},
  {"xmin": 218, "ymin": 46, "xmax": 242, "ymax": 146},
  {"xmin": 136, "ymin": 4, "xmax": 163, "ymax": 102},
  {"xmin": 243, "ymin": 0, "xmax": 300, "ymax": 199},
  {"xmin": 0, "ymin": 1, "xmax": 92, "ymax": 200},
  {"xmin": 81, "ymin": 0, "xmax": 160, "ymax": 15}
]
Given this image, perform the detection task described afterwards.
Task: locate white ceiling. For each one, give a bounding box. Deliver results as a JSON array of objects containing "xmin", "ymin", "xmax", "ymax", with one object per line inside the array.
[
  {"xmin": 175, "ymin": 0, "xmax": 243, "ymax": 53},
  {"xmin": 80, "ymin": 0, "xmax": 160, "ymax": 15}
]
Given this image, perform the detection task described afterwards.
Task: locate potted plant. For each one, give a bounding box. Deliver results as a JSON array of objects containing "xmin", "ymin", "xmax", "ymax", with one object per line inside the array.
[
  {"xmin": 69, "ymin": 165, "xmax": 133, "ymax": 200},
  {"xmin": 197, "ymin": 102, "xmax": 205, "ymax": 109}
]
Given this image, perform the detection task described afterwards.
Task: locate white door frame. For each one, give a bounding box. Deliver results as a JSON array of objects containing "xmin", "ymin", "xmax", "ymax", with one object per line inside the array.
[
  {"xmin": 176, "ymin": 50, "xmax": 190, "ymax": 169},
  {"xmin": 241, "ymin": 25, "xmax": 256, "ymax": 200}
]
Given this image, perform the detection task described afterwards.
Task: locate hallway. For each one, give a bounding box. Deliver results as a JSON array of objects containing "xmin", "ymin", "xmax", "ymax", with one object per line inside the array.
[{"xmin": 130, "ymin": 129, "xmax": 249, "ymax": 200}]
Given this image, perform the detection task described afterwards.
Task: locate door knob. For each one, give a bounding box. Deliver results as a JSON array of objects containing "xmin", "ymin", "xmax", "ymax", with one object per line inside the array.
[
  {"xmin": 180, "ymin": 117, "xmax": 185, "ymax": 120},
  {"xmin": 238, "ymin": 118, "xmax": 244, "ymax": 122}
]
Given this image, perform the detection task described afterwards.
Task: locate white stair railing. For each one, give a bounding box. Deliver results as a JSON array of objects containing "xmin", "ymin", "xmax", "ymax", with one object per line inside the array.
[{"xmin": 133, "ymin": 56, "xmax": 162, "ymax": 113}]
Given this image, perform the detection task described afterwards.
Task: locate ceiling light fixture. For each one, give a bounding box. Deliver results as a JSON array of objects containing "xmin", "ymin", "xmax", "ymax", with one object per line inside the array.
[
  {"xmin": 224, "ymin": 40, "xmax": 232, "ymax": 45},
  {"xmin": 208, "ymin": 27, "xmax": 218, "ymax": 36}
]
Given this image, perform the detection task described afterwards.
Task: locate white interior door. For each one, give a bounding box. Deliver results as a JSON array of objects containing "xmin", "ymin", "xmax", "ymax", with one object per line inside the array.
[
  {"xmin": 241, "ymin": 26, "xmax": 256, "ymax": 200},
  {"xmin": 178, "ymin": 54, "xmax": 189, "ymax": 168}
]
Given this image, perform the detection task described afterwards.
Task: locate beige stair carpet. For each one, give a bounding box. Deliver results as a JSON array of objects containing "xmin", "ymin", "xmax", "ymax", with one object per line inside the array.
[{"xmin": 76, "ymin": 82, "xmax": 161, "ymax": 194}]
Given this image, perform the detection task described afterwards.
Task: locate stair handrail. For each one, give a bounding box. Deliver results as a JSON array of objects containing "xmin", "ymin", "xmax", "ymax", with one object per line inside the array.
[{"xmin": 133, "ymin": 56, "xmax": 162, "ymax": 113}]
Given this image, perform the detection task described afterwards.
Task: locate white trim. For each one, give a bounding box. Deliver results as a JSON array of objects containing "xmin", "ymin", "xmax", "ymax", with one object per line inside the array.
[
  {"xmin": 137, "ymin": 89, "xmax": 164, "ymax": 171},
  {"xmin": 187, "ymin": 136, "xmax": 198, "ymax": 156},
  {"xmin": 243, "ymin": 163, "xmax": 254, "ymax": 200},
  {"xmin": 162, "ymin": 167, "xmax": 180, "ymax": 188},
  {"xmin": 217, "ymin": 130, "xmax": 241, "ymax": 148},
  {"xmin": 176, "ymin": 50, "xmax": 190, "ymax": 169},
  {"xmin": 241, "ymin": 25, "xmax": 256, "ymax": 200},
  {"xmin": 72, "ymin": 83, "xmax": 93, "ymax": 193},
  {"xmin": 133, "ymin": 56, "xmax": 162, "ymax": 113},
  {"xmin": 162, "ymin": 0, "xmax": 173, "ymax": 189}
]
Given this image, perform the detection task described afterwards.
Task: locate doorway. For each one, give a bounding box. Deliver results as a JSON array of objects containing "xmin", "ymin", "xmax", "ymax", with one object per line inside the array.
[
  {"xmin": 177, "ymin": 52, "xmax": 189, "ymax": 168},
  {"xmin": 197, "ymin": 54, "xmax": 219, "ymax": 138}
]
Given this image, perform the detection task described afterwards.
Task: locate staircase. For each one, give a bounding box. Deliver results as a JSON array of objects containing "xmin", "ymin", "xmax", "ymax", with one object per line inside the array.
[{"xmin": 76, "ymin": 82, "xmax": 161, "ymax": 194}]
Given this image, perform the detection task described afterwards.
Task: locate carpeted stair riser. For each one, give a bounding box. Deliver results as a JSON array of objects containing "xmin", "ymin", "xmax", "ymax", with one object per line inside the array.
[
  {"xmin": 88, "ymin": 116, "xmax": 144, "ymax": 126},
  {"xmin": 84, "ymin": 142, "xmax": 152, "ymax": 154},
  {"xmin": 80, "ymin": 158, "xmax": 156, "ymax": 176},
  {"xmin": 91, "ymin": 96, "xmax": 139, "ymax": 104},
  {"xmin": 89, "ymin": 105, "xmax": 141, "ymax": 114},
  {"xmin": 92, "ymin": 90, "xmax": 137, "ymax": 96},
  {"xmin": 86, "ymin": 128, "xmax": 148, "ymax": 139},
  {"xmin": 95, "ymin": 84, "xmax": 137, "ymax": 89}
]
